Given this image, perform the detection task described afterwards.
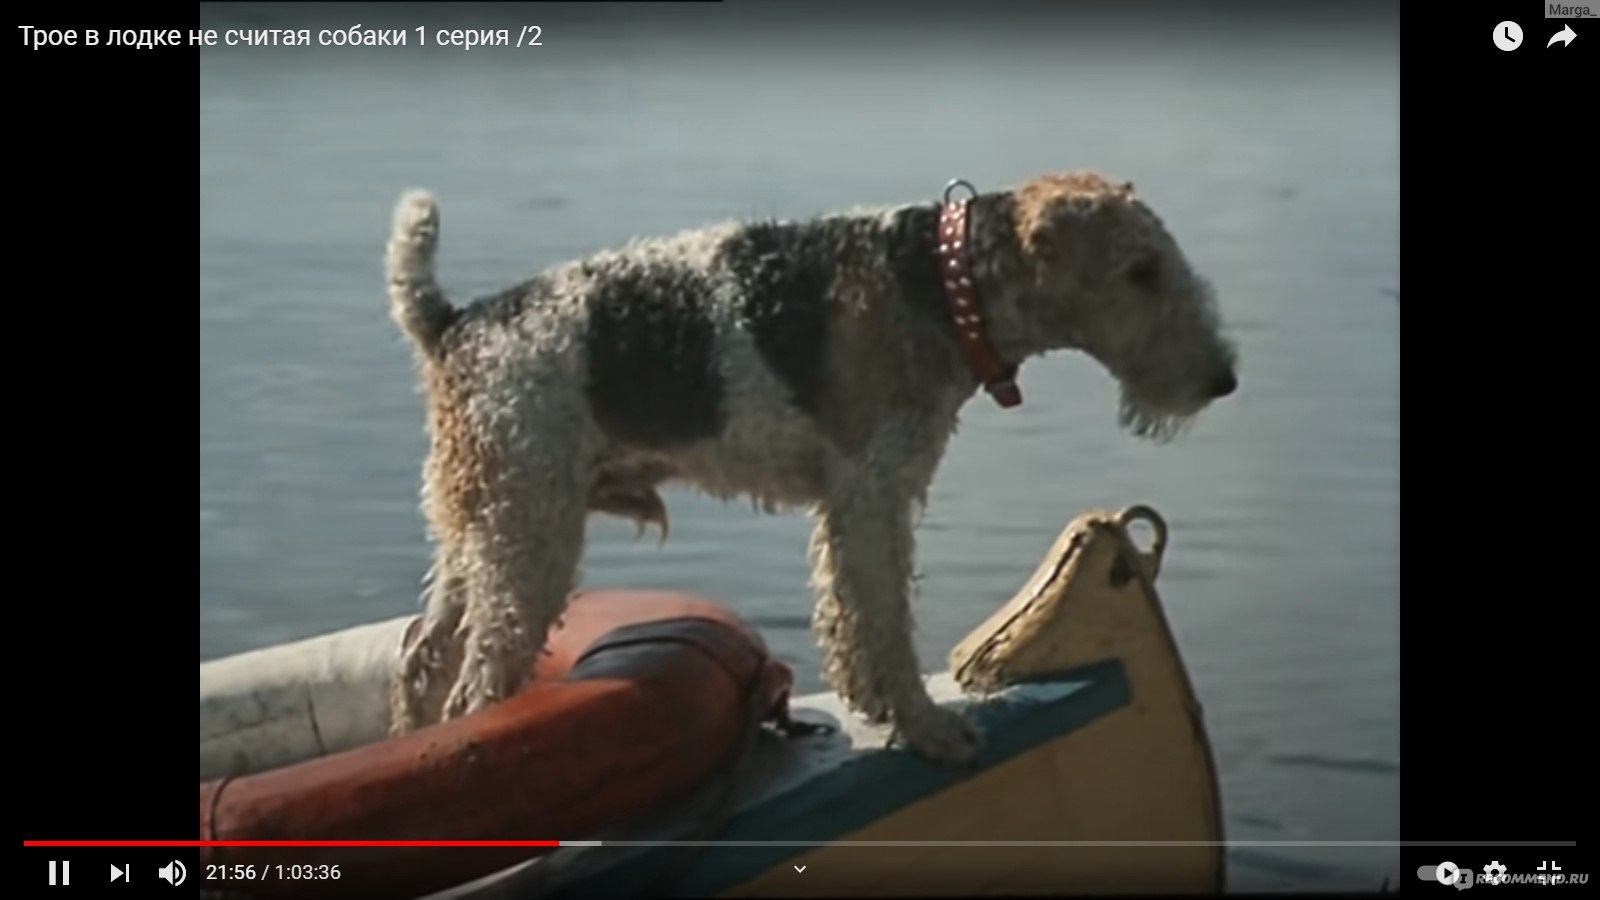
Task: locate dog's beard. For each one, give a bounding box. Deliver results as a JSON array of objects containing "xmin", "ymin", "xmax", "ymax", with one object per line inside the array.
[{"xmin": 1118, "ymin": 389, "xmax": 1198, "ymax": 443}]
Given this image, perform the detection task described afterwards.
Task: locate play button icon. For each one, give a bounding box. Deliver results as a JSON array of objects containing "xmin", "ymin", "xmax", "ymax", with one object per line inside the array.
[
  {"xmin": 1437, "ymin": 862, "xmax": 1462, "ymax": 885},
  {"xmin": 110, "ymin": 863, "xmax": 127, "ymax": 883}
]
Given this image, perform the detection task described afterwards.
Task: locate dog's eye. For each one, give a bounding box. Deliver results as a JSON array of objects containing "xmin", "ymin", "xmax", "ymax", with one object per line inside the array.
[{"xmin": 1126, "ymin": 256, "xmax": 1161, "ymax": 290}]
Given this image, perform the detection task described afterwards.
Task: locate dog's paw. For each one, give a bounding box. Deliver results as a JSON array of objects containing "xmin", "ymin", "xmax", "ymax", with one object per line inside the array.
[
  {"xmin": 440, "ymin": 667, "xmax": 508, "ymax": 721},
  {"xmin": 891, "ymin": 701, "xmax": 981, "ymax": 766}
]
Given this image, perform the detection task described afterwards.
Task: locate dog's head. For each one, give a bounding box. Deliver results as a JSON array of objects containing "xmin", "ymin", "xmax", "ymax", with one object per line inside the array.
[{"xmin": 1000, "ymin": 170, "xmax": 1238, "ymax": 441}]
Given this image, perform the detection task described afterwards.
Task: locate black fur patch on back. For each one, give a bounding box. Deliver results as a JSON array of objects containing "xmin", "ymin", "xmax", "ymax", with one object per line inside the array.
[
  {"xmin": 584, "ymin": 265, "xmax": 724, "ymax": 447},
  {"xmin": 721, "ymin": 222, "xmax": 835, "ymax": 416},
  {"xmin": 436, "ymin": 276, "xmax": 555, "ymax": 357}
]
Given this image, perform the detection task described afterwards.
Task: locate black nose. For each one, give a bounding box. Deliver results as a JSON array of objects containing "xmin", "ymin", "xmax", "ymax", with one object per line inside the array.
[{"xmin": 1210, "ymin": 371, "xmax": 1238, "ymax": 398}]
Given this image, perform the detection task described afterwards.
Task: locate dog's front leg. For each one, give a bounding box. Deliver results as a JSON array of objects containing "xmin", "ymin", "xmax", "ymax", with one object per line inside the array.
[{"xmin": 809, "ymin": 460, "xmax": 979, "ymax": 766}]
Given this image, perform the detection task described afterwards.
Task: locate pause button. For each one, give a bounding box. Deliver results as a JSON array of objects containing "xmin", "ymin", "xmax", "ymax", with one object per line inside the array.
[{"xmin": 49, "ymin": 860, "xmax": 71, "ymax": 885}]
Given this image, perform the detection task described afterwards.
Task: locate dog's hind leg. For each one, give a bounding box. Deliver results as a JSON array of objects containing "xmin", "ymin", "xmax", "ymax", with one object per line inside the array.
[
  {"xmin": 440, "ymin": 442, "xmax": 590, "ymax": 721},
  {"xmin": 809, "ymin": 448, "xmax": 979, "ymax": 766},
  {"xmin": 390, "ymin": 556, "xmax": 467, "ymax": 733}
]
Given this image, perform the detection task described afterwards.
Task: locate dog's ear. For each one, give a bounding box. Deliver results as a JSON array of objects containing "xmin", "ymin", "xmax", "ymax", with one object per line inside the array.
[
  {"xmin": 1020, "ymin": 205, "xmax": 1062, "ymax": 262},
  {"xmin": 1015, "ymin": 173, "xmax": 1129, "ymax": 282},
  {"xmin": 1018, "ymin": 194, "xmax": 1096, "ymax": 270}
]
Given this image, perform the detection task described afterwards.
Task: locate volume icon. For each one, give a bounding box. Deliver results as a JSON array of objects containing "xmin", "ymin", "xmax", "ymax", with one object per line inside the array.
[{"xmin": 158, "ymin": 861, "xmax": 186, "ymax": 885}]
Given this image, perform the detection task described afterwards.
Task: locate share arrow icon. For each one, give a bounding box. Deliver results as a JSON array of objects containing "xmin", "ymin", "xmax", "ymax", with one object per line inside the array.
[{"xmin": 1548, "ymin": 25, "xmax": 1576, "ymax": 47}]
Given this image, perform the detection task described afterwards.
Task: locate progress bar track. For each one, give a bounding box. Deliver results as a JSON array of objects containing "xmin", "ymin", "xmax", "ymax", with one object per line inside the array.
[
  {"xmin": 574, "ymin": 841, "xmax": 1577, "ymax": 848},
  {"xmin": 22, "ymin": 840, "xmax": 1579, "ymax": 848}
]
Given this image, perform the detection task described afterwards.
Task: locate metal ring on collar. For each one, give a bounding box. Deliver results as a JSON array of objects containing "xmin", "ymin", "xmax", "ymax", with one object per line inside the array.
[{"xmin": 943, "ymin": 178, "xmax": 978, "ymax": 205}]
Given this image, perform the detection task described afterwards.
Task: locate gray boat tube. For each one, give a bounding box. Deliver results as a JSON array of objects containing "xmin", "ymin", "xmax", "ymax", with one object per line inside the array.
[{"xmin": 198, "ymin": 615, "xmax": 416, "ymax": 780}]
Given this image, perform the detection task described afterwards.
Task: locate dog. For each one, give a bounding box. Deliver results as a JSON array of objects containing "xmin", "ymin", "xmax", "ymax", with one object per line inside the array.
[{"xmin": 383, "ymin": 171, "xmax": 1237, "ymax": 764}]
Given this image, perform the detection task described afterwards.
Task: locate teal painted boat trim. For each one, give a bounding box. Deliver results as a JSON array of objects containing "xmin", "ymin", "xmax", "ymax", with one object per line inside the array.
[{"xmin": 550, "ymin": 659, "xmax": 1132, "ymax": 899}]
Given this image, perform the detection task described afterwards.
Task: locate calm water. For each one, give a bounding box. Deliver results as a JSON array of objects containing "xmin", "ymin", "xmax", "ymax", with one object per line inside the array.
[{"xmin": 199, "ymin": 3, "xmax": 1398, "ymax": 891}]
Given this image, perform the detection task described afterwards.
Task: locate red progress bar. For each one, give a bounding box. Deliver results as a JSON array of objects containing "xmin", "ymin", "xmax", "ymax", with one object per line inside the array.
[{"xmin": 24, "ymin": 840, "xmax": 562, "ymax": 847}]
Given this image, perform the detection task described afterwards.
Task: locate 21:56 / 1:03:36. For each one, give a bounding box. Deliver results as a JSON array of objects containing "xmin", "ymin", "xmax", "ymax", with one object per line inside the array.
[{"xmin": 206, "ymin": 864, "xmax": 342, "ymax": 881}]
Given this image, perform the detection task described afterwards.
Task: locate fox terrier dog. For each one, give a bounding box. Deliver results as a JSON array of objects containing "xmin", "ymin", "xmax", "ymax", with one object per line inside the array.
[{"xmin": 383, "ymin": 171, "xmax": 1237, "ymax": 764}]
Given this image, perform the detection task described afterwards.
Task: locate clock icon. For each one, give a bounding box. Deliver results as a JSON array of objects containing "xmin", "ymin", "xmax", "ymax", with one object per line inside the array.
[{"xmin": 1494, "ymin": 21, "xmax": 1523, "ymax": 51}]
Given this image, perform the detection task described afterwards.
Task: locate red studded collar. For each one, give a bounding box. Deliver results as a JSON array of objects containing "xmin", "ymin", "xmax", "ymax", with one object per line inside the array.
[{"xmin": 937, "ymin": 179, "xmax": 1021, "ymax": 409}]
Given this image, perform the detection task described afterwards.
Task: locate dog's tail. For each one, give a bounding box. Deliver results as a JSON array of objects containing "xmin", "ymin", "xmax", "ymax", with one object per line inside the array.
[{"xmin": 385, "ymin": 190, "xmax": 455, "ymax": 358}]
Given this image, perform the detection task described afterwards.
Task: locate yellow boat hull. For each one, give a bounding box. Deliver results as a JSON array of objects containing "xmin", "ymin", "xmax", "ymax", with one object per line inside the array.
[{"xmin": 725, "ymin": 506, "xmax": 1224, "ymax": 896}]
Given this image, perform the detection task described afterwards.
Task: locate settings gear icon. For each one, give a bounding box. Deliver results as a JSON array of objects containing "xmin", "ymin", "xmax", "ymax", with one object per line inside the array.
[{"xmin": 1484, "ymin": 861, "xmax": 1508, "ymax": 884}]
